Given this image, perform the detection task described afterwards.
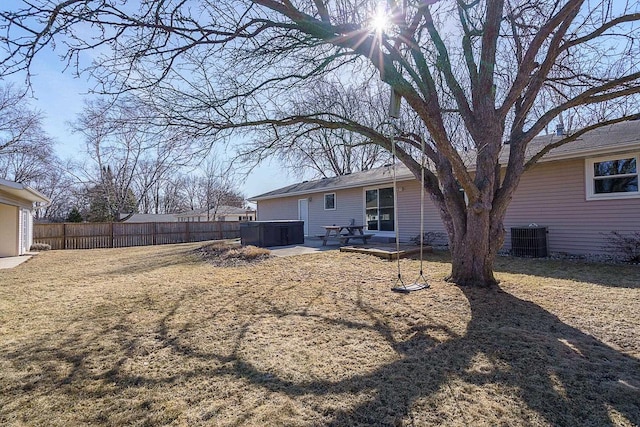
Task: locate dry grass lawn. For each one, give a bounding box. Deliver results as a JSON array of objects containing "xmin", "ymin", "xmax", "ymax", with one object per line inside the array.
[{"xmin": 0, "ymin": 242, "xmax": 639, "ymax": 426}]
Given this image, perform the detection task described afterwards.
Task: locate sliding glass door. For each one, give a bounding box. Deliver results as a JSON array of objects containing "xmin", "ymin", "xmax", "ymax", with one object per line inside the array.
[{"xmin": 365, "ymin": 187, "xmax": 394, "ymax": 231}]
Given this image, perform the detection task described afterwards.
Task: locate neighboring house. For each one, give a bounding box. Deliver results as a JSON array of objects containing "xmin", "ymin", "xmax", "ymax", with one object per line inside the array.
[
  {"xmin": 0, "ymin": 178, "xmax": 50, "ymax": 257},
  {"xmin": 119, "ymin": 213, "xmax": 180, "ymax": 223},
  {"xmin": 250, "ymin": 120, "xmax": 640, "ymax": 256},
  {"xmin": 175, "ymin": 205, "xmax": 256, "ymax": 222}
]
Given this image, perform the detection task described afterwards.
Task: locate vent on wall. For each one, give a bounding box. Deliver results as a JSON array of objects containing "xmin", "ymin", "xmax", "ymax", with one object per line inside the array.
[{"xmin": 511, "ymin": 226, "xmax": 548, "ymax": 257}]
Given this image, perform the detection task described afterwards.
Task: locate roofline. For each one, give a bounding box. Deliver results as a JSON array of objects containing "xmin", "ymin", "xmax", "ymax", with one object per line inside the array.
[
  {"xmin": 524, "ymin": 141, "xmax": 640, "ymax": 163},
  {"xmin": 249, "ymin": 173, "xmax": 416, "ymax": 201},
  {"xmin": 24, "ymin": 186, "xmax": 51, "ymax": 206},
  {"xmin": 175, "ymin": 207, "xmax": 256, "ymax": 217},
  {"xmin": 0, "ymin": 179, "xmax": 51, "ymax": 206},
  {"xmin": 250, "ymin": 138, "xmax": 640, "ymax": 202}
]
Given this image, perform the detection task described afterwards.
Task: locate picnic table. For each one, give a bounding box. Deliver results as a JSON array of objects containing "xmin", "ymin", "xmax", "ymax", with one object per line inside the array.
[{"xmin": 317, "ymin": 225, "xmax": 374, "ymax": 246}]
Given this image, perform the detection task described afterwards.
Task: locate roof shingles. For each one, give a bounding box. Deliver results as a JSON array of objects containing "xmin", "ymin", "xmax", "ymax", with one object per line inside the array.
[{"xmin": 250, "ymin": 120, "xmax": 640, "ymax": 201}]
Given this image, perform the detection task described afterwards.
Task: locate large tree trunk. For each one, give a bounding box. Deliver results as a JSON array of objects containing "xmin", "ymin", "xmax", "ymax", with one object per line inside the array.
[
  {"xmin": 446, "ymin": 208, "xmax": 506, "ymax": 287},
  {"xmin": 432, "ymin": 136, "xmax": 509, "ymax": 288}
]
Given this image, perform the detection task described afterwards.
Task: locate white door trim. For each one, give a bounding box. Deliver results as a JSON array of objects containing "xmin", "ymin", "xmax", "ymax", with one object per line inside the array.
[{"xmin": 298, "ymin": 198, "xmax": 309, "ymax": 236}]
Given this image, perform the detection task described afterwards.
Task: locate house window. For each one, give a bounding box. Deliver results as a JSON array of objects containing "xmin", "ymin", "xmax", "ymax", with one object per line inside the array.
[
  {"xmin": 365, "ymin": 187, "xmax": 394, "ymax": 231},
  {"xmin": 586, "ymin": 154, "xmax": 639, "ymax": 200},
  {"xmin": 324, "ymin": 193, "xmax": 336, "ymax": 210}
]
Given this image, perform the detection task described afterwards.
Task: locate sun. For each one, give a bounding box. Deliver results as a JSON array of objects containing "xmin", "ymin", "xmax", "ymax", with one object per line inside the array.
[{"xmin": 370, "ymin": 7, "xmax": 390, "ymax": 33}]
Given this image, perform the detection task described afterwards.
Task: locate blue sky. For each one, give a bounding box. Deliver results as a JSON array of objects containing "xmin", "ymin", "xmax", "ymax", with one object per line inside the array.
[{"xmin": 5, "ymin": 58, "xmax": 300, "ymax": 199}]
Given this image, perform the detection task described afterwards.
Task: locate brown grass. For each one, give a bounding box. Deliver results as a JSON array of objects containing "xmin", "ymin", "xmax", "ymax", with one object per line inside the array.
[{"xmin": 0, "ymin": 242, "xmax": 638, "ymax": 426}]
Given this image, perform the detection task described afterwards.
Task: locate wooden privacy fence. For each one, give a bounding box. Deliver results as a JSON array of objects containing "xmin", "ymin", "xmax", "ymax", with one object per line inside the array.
[{"xmin": 34, "ymin": 221, "xmax": 241, "ymax": 250}]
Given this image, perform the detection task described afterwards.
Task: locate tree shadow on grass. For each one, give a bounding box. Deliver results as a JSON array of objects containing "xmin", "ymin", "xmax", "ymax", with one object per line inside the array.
[
  {"xmin": 156, "ymin": 284, "xmax": 640, "ymax": 425},
  {"xmin": 411, "ymin": 250, "xmax": 640, "ymax": 288},
  {"xmin": 493, "ymin": 256, "xmax": 640, "ymax": 289},
  {"xmin": 85, "ymin": 247, "xmax": 201, "ymax": 277},
  {"xmin": 2, "ymin": 283, "xmax": 639, "ymax": 425},
  {"xmin": 294, "ymin": 286, "xmax": 640, "ymax": 425}
]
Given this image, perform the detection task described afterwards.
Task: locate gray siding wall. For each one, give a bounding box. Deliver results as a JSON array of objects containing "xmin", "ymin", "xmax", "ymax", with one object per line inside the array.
[
  {"xmin": 257, "ymin": 157, "xmax": 639, "ymax": 255},
  {"xmin": 258, "ymin": 181, "xmax": 446, "ymax": 241},
  {"xmin": 308, "ymin": 187, "xmax": 364, "ymax": 236},
  {"xmin": 257, "ymin": 187, "xmax": 364, "ymax": 236},
  {"xmin": 256, "ymin": 197, "xmax": 299, "ymax": 221},
  {"xmin": 503, "ymin": 158, "xmax": 639, "ymax": 255},
  {"xmin": 396, "ymin": 180, "xmax": 447, "ymax": 243}
]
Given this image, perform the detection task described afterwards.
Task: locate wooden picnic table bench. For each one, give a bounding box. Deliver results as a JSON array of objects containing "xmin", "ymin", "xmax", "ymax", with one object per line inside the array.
[{"xmin": 317, "ymin": 225, "xmax": 374, "ymax": 246}]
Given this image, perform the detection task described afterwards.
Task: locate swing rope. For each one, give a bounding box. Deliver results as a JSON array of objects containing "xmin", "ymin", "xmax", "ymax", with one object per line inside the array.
[
  {"xmin": 390, "ymin": 123, "xmax": 430, "ymax": 293},
  {"xmin": 414, "ymin": 136, "xmax": 429, "ymax": 288},
  {"xmin": 390, "ymin": 120, "xmax": 405, "ymax": 289}
]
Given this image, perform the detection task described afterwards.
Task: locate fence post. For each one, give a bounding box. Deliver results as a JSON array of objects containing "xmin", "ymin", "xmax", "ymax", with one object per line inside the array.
[
  {"xmin": 153, "ymin": 222, "xmax": 157, "ymax": 246},
  {"xmin": 218, "ymin": 221, "xmax": 223, "ymax": 240},
  {"xmin": 110, "ymin": 222, "xmax": 114, "ymax": 248},
  {"xmin": 186, "ymin": 221, "xmax": 190, "ymax": 242},
  {"xmin": 63, "ymin": 223, "xmax": 67, "ymax": 250}
]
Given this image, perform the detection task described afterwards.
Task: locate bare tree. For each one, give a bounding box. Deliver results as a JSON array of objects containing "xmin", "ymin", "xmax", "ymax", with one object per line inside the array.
[
  {"xmin": 0, "ymin": 84, "xmax": 56, "ymax": 180},
  {"xmin": 0, "ymin": 83, "xmax": 74, "ymax": 221},
  {"xmin": 155, "ymin": 176, "xmax": 191, "ymax": 214},
  {"xmin": 244, "ymin": 79, "xmax": 391, "ymax": 178},
  {"xmin": 2, "ymin": 1, "xmax": 640, "ymax": 286},
  {"xmin": 71, "ymin": 96, "xmax": 208, "ymax": 220},
  {"xmin": 0, "ymin": 139, "xmax": 54, "ymax": 183},
  {"xmin": 134, "ymin": 159, "xmax": 246, "ymax": 217},
  {"xmin": 31, "ymin": 162, "xmax": 78, "ymax": 222},
  {"xmin": 184, "ymin": 159, "xmax": 246, "ymax": 219},
  {"xmin": 136, "ymin": 172, "xmax": 186, "ymax": 215}
]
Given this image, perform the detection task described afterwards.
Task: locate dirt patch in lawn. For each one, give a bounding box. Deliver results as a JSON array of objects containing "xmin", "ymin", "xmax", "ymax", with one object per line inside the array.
[
  {"xmin": 0, "ymin": 242, "xmax": 638, "ymax": 426},
  {"xmin": 194, "ymin": 241, "xmax": 271, "ymax": 267}
]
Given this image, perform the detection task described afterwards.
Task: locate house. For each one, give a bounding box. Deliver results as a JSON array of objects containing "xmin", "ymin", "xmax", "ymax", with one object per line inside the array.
[
  {"xmin": 175, "ymin": 205, "xmax": 256, "ymax": 222},
  {"xmin": 249, "ymin": 120, "xmax": 640, "ymax": 256},
  {"xmin": 0, "ymin": 178, "xmax": 51, "ymax": 257}
]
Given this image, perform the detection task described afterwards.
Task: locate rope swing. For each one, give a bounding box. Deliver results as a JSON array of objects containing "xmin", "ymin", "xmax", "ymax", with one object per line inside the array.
[{"xmin": 387, "ymin": 98, "xmax": 430, "ymax": 294}]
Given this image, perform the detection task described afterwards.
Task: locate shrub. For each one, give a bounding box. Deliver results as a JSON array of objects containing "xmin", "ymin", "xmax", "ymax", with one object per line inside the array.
[
  {"xmin": 195, "ymin": 242, "xmax": 271, "ymax": 266},
  {"xmin": 236, "ymin": 245, "xmax": 271, "ymax": 260},
  {"xmin": 603, "ymin": 231, "xmax": 640, "ymax": 263},
  {"xmin": 30, "ymin": 243, "xmax": 51, "ymax": 252}
]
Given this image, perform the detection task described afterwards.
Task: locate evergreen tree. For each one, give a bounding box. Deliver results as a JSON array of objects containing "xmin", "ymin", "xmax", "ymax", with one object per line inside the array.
[{"xmin": 66, "ymin": 207, "xmax": 83, "ymax": 223}]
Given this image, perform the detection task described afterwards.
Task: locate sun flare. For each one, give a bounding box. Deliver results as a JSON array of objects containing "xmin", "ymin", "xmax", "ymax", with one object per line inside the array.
[{"xmin": 370, "ymin": 7, "xmax": 390, "ymax": 33}]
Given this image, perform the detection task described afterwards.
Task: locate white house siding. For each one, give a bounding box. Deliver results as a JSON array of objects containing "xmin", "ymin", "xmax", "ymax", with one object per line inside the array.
[
  {"xmin": 503, "ymin": 158, "xmax": 640, "ymax": 255},
  {"xmin": 398, "ymin": 159, "xmax": 640, "ymax": 254},
  {"xmin": 20, "ymin": 208, "xmax": 33, "ymax": 255},
  {"xmin": 397, "ymin": 158, "xmax": 639, "ymax": 254}
]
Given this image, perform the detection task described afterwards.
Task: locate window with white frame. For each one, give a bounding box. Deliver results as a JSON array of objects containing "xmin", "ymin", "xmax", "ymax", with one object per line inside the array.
[
  {"xmin": 585, "ymin": 153, "xmax": 639, "ymax": 200},
  {"xmin": 324, "ymin": 193, "xmax": 336, "ymax": 210}
]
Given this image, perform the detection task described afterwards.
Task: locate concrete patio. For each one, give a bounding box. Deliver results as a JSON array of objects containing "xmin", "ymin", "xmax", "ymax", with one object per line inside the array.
[
  {"xmin": 0, "ymin": 255, "xmax": 33, "ymax": 269},
  {"xmin": 266, "ymin": 237, "xmax": 337, "ymax": 257},
  {"xmin": 265, "ymin": 237, "xmax": 427, "ymax": 259}
]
